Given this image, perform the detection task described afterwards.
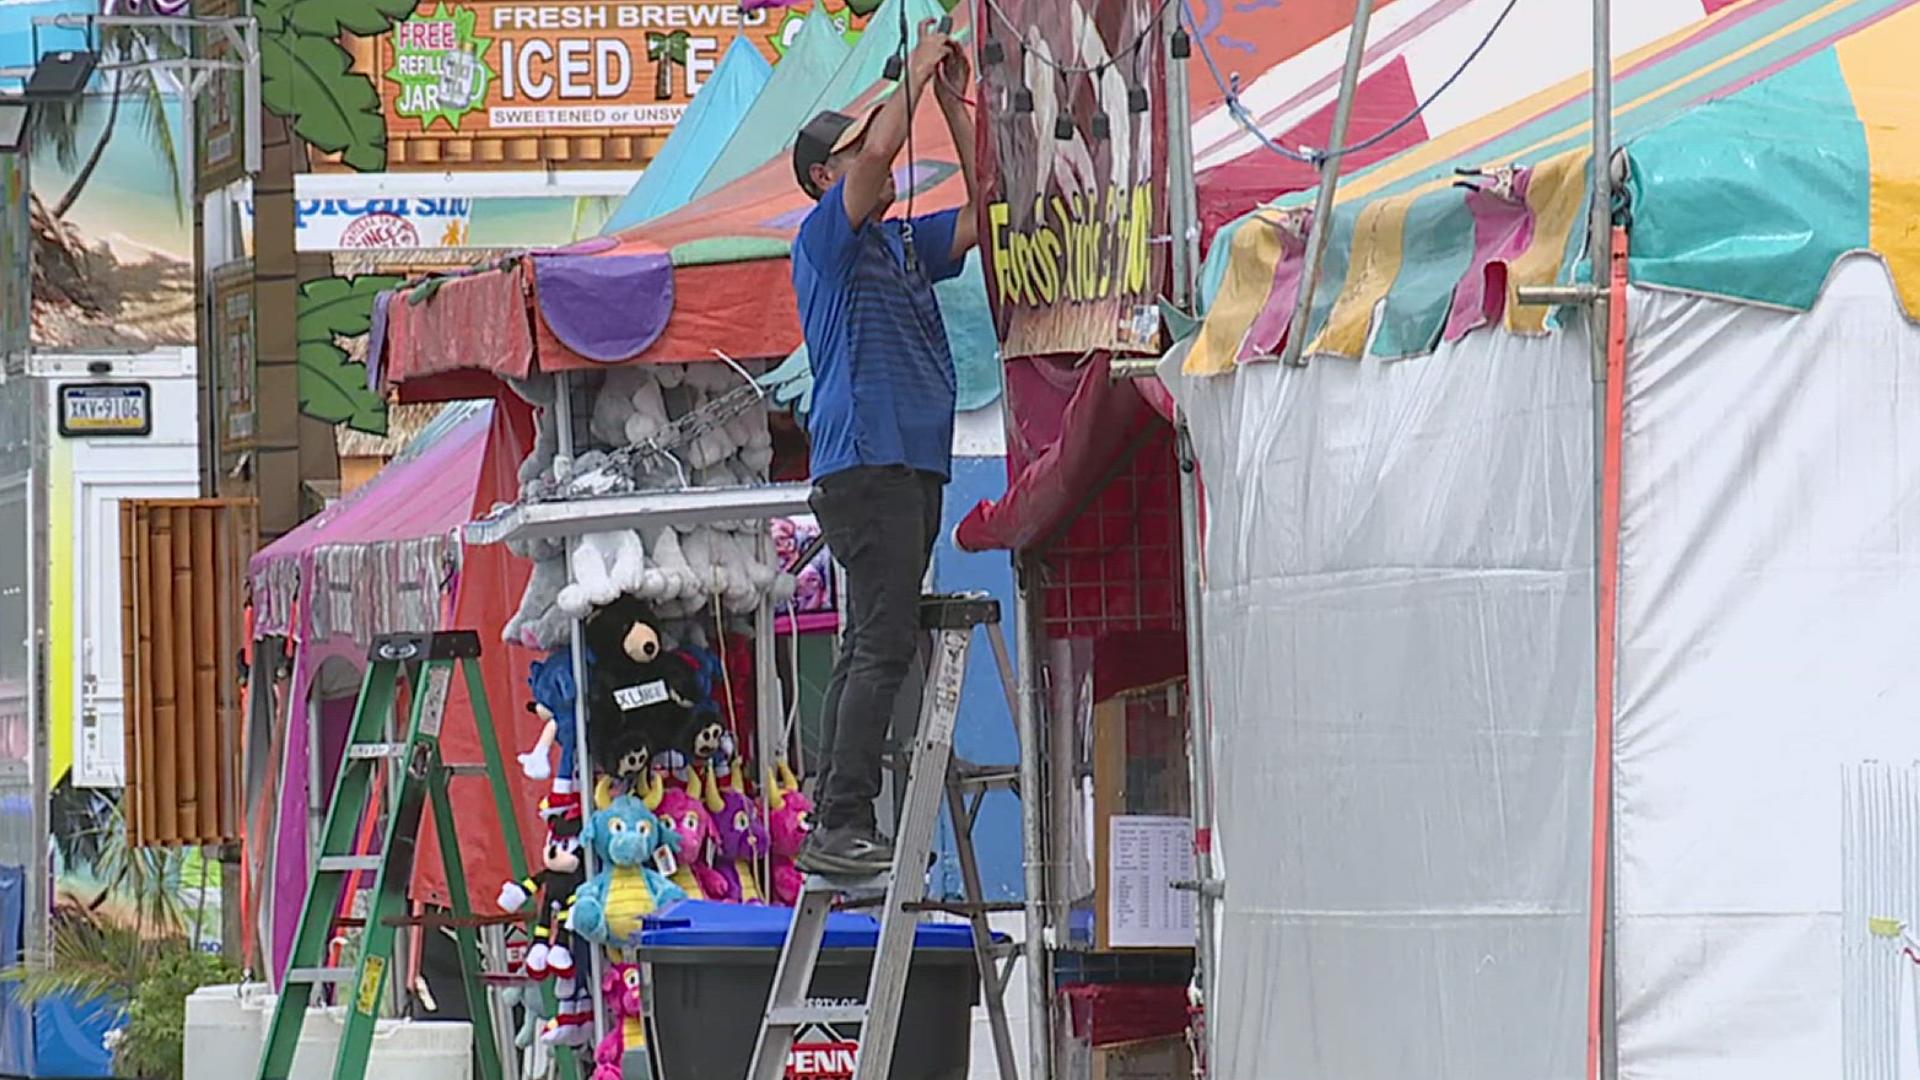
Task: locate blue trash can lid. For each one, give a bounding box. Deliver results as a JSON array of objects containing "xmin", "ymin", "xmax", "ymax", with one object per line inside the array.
[{"xmin": 640, "ymin": 900, "xmax": 1005, "ymax": 951}]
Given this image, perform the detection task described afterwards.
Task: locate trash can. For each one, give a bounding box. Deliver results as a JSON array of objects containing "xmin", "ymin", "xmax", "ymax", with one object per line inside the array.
[{"xmin": 639, "ymin": 900, "xmax": 989, "ymax": 1080}]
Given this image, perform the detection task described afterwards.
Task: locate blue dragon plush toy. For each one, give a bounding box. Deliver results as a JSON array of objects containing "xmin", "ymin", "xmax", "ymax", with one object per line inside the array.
[{"xmin": 567, "ymin": 794, "xmax": 687, "ymax": 949}]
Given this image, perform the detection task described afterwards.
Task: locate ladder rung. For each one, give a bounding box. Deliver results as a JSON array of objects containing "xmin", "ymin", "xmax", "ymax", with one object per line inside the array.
[
  {"xmin": 445, "ymin": 763, "xmax": 489, "ymax": 777},
  {"xmin": 347, "ymin": 742, "xmax": 409, "ymax": 760},
  {"xmin": 767, "ymin": 1005, "xmax": 868, "ymax": 1028},
  {"xmin": 901, "ymin": 899, "xmax": 1025, "ymax": 916},
  {"xmin": 286, "ymin": 967, "xmax": 355, "ymax": 985},
  {"xmin": 318, "ymin": 855, "xmax": 383, "ymax": 873},
  {"xmin": 801, "ymin": 872, "xmax": 891, "ymax": 898}
]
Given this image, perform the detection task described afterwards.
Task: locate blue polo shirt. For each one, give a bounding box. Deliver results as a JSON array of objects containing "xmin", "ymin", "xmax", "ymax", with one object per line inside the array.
[{"xmin": 793, "ymin": 179, "xmax": 964, "ymax": 481}]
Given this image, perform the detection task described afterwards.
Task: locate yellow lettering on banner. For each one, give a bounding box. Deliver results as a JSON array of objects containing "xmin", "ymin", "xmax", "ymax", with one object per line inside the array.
[
  {"xmin": 1032, "ymin": 229, "xmax": 1062, "ymax": 304},
  {"xmin": 1127, "ymin": 184, "xmax": 1153, "ymax": 294},
  {"xmin": 988, "ymin": 202, "xmax": 1021, "ymax": 305}
]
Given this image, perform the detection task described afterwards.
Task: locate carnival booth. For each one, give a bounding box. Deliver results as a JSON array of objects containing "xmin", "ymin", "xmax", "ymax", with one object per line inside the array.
[
  {"xmin": 334, "ymin": 4, "xmax": 1038, "ymax": 1078},
  {"xmin": 1163, "ymin": 0, "xmax": 1920, "ymax": 1076}
]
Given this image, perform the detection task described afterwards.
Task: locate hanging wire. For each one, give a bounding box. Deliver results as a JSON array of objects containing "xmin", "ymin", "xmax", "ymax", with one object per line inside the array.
[{"xmin": 1184, "ymin": 0, "xmax": 1523, "ymax": 167}]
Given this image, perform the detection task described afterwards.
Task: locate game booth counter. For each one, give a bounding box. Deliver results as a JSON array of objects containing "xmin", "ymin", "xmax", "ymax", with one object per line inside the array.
[{"xmin": 1156, "ymin": 0, "xmax": 1920, "ymax": 1077}]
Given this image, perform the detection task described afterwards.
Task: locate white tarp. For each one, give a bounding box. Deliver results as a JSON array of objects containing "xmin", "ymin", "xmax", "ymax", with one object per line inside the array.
[
  {"xmin": 1164, "ymin": 320, "xmax": 1597, "ymax": 1079},
  {"xmin": 1615, "ymin": 256, "xmax": 1920, "ymax": 1079},
  {"xmin": 1166, "ymin": 253, "xmax": 1920, "ymax": 1078}
]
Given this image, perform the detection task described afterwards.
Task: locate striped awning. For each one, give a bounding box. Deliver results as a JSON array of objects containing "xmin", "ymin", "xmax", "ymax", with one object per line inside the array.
[{"xmin": 1186, "ymin": 0, "xmax": 1920, "ymax": 374}]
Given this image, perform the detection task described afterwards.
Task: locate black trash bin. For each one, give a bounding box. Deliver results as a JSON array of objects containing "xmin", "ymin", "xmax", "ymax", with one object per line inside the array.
[{"xmin": 639, "ymin": 900, "xmax": 991, "ymax": 1080}]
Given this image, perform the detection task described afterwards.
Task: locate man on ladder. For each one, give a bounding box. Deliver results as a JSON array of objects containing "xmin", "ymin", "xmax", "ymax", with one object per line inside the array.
[
  {"xmin": 752, "ymin": 17, "xmax": 1029, "ymax": 1080},
  {"xmin": 789, "ymin": 17, "xmax": 977, "ymax": 877}
]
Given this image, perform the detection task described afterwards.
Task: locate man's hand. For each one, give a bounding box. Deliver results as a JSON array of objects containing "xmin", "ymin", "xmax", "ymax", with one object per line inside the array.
[
  {"xmin": 910, "ymin": 20, "xmax": 954, "ymax": 83},
  {"xmin": 935, "ymin": 40, "xmax": 971, "ymax": 103}
]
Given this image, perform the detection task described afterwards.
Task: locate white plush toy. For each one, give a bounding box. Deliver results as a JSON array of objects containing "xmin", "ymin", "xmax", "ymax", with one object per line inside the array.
[
  {"xmin": 626, "ymin": 369, "xmax": 671, "ymax": 447},
  {"xmin": 643, "ymin": 526, "xmax": 697, "ymax": 600},
  {"xmin": 678, "ymin": 527, "xmax": 719, "ymax": 611},
  {"xmin": 556, "ymin": 531, "xmax": 647, "ymax": 617},
  {"xmin": 589, "ymin": 367, "xmax": 643, "ymax": 447}
]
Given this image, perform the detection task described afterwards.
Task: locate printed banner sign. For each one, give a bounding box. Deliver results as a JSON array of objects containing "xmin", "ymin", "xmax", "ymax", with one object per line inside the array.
[
  {"xmin": 210, "ymin": 261, "xmax": 256, "ymax": 453},
  {"xmin": 0, "ymin": 151, "xmax": 27, "ymax": 378},
  {"xmin": 294, "ymin": 198, "xmax": 474, "ymax": 250},
  {"xmin": 977, "ymin": 0, "xmax": 1170, "ymax": 359},
  {"xmin": 373, "ymin": 1, "xmax": 782, "ymax": 164}
]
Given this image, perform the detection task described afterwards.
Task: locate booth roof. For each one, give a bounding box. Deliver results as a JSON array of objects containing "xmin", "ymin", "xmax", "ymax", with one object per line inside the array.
[
  {"xmin": 250, "ymin": 401, "xmax": 493, "ymax": 574},
  {"xmin": 1186, "ymin": 0, "xmax": 1920, "ymax": 376},
  {"xmin": 378, "ymin": 0, "xmax": 971, "ymax": 398}
]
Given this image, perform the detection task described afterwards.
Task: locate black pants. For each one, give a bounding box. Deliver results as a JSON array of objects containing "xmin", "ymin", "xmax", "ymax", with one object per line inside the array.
[{"xmin": 810, "ymin": 465, "xmax": 945, "ymax": 832}]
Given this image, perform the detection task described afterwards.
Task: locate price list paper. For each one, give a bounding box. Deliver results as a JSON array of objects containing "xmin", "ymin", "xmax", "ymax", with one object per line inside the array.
[{"xmin": 1107, "ymin": 814, "xmax": 1197, "ymax": 948}]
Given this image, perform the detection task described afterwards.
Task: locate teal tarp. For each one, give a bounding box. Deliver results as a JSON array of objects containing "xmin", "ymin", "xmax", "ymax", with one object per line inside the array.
[
  {"xmin": 694, "ymin": 0, "xmax": 945, "ymax": 200},
  {"xmin": 602, "ymin": 36, "xmax": 773, "ymax": 234}
]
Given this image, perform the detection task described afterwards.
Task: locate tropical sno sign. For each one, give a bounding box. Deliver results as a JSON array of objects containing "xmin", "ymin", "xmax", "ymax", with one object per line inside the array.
[
  {"xmin": 378, "ymin": 1, "xmax": 781, "ymax": 137},
  {"xmin": 977, "ymin": 0, "xmax": 1170, "ymax": 359}
]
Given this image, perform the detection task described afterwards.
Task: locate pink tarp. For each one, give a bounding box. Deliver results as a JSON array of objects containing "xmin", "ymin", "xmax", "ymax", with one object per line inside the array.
[{"xmin": 251, "ymin": 406, "xmax": 493, "ymax": 573}]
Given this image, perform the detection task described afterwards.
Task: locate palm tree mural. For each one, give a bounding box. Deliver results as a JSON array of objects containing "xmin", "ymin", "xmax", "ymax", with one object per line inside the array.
[
  {"xmin": 29, "ymin": 25, "xmax": 186, "ymax": 220},
  {"xmin": 647, "ymin": 30, "xmax": 691, "ymax": 100}
]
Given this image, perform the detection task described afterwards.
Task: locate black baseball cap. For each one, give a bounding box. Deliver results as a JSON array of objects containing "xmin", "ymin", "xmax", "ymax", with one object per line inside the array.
[{"xmin": 793, "ymin": 107, "xmax": 877, "ymax": 198}]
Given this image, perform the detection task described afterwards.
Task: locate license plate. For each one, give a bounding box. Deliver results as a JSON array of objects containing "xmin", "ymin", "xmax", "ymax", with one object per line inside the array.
[{"xmin": 59, "ymin": 383, "xmax": 151, "ymax": 437}]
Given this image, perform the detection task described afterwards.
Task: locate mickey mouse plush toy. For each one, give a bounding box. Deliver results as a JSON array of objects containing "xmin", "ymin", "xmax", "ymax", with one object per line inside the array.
[{"xmin": 496, "ymin": 798, "xmax": 586, "ymax": 981}]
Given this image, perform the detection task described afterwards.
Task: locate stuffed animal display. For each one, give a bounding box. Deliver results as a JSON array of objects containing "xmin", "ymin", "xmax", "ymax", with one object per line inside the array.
[{"xmin": 496, "ymin": 360, "xmax": 833, "ymax": 1074}]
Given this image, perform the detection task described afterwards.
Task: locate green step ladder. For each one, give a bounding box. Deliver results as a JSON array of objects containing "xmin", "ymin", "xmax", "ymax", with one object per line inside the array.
[{"xmin": 256, "ymin": 630, "xmax": 570, "ymax": 1080}]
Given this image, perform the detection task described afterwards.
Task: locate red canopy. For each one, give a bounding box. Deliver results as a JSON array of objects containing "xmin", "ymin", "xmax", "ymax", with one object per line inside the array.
[{"xmin": 382, "ymin": 9, "xmax": 975, "ymax": 400}]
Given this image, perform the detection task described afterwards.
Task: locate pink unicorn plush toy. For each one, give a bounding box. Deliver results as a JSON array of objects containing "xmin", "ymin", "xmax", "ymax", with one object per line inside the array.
[
  {"xmin": 766, "ymin": 760, "xmax": 813, "ymax": 906},
  {"xmin": 593, "ymin": 963, "xmax": 649, "ymax": 1080},
  {"xmin": 652, "ymin": 768, "xmax": 730, "ymax": 901}
]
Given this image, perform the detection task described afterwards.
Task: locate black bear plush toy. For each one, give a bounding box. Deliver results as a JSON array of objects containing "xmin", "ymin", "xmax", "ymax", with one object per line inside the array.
[{"xmin": 583, "ymin": 596, "xmax": 703, "ymax": 792}]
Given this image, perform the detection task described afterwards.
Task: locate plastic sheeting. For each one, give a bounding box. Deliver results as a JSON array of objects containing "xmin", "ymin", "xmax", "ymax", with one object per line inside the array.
[
  {"xmin": 1163, "ymin": 320, "xmax": 1596, "ymax": 1079},
  {"xmin": 1613, "ymin": 256, "xmax": 1920, "ymax": 1078}
]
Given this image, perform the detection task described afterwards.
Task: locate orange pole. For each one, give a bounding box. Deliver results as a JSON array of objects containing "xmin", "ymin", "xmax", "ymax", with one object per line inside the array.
[{"xmin": 1586, "ymin": 224, "xmax": 1630, "ymax": 1080}]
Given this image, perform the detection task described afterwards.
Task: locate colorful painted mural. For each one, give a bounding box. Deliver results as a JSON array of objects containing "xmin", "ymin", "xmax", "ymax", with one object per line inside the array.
[{"xmin": 28, "ymin": 93, "xmax": 193, "ymax": 350}]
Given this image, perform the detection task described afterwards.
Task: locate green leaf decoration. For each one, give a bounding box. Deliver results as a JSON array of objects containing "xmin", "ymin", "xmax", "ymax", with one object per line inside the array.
[
  {"xmin": 299, "ymin": 340, "xmax": 390, "ymax": 435},
  {"xmin": 252, "ymin": 0, "xmax": 289, "ymax": 35},
  {"xmin": 261, "ymin": 33, "xmax": 388, "ymax": 171},
  {"xmin": 297, "ymin": 274, "xmax": 404, "ymax": 343},
  {"xmin": 291, "ymin": 0, "xmax": 423, "ymax": 37}
]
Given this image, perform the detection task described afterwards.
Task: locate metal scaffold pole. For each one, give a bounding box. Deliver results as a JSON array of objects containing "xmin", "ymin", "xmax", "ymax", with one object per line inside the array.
[
  {"xmin": 551, "ymin": 370, "xmax": 610, "ymax": 1047},
  {"xmin": 1278, "ymin": 0, "xmax": 1376, "ymax": 368},
  {"xmin": 1164, "ymin": 4, "xmax": 1220, "ymax": 1072}
]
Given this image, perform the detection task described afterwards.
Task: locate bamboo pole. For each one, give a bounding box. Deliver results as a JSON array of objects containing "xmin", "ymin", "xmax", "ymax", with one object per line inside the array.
[
  {"xmin": 171, "ymin": 506, "xmax": 200, "ymax": 837},
  {"xmin": 192, "ymin": 506, "xmax": 219, "ymax": 842},
  {"xmin": 149, "ymin": 507, "xmax": 179, "ymax": 844}
]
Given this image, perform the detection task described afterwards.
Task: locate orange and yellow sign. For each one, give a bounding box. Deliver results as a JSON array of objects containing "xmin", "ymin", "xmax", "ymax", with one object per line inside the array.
[{"xmin": 379, "ymin": 2, "xmax": 780, "ymax": 138}]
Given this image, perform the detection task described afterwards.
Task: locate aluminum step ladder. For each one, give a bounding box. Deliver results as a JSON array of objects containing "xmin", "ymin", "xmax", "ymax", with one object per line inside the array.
[
  {"xmin": 256, "ymin": 631, "xmax": 551, "ymax": 1080},
  {"xmin": 746, "ymin": 593, "xmax": 1025, "ymax": 1080}
]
